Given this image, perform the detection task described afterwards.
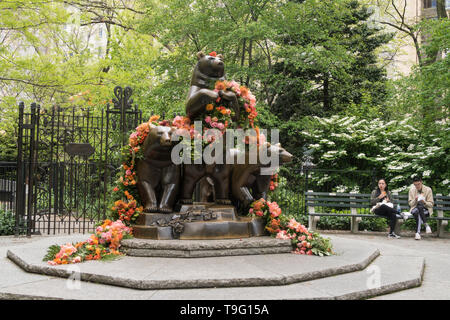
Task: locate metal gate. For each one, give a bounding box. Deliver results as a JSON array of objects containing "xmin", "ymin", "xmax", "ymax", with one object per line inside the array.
[{"xmin": 15, "ymin": 86, "xmax": 142, "ymax": 235}]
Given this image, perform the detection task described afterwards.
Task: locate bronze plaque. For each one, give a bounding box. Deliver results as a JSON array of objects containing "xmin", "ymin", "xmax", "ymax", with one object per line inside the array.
[{"xmin": 64, "ymin": 143, "xmax": 95, "ymax": 157}]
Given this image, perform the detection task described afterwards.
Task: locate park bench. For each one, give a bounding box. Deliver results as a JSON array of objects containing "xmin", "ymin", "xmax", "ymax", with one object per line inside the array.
[{"xmin": 305, "ymin": 190, "xmax": 450, "ymax": 237}]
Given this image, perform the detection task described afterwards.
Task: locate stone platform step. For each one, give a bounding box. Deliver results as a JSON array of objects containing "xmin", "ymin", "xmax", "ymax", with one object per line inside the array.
[
  {"xmin": 1, "ymin": 250, "xmax": 424, "ymax": 300},
  {"xmin": 121, "ymin": 237, "xmax": 293, "ymax": 258},
  {"xmin": 7, "ymin": 235, "xmax": 380, "ymax": 290}
]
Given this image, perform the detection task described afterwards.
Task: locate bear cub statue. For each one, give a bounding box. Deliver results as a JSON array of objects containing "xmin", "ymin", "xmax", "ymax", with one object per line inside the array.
[
  {"xmin": 136, "ymin": 124, "xmax": 180, "ymax": 213},
  {"xmin": 186, "ymin": 51, "xmax": 239, "ymax": 122},
  {"xmin": 231, "ymin": 142, "xmax": 293, "ymax": 211}
]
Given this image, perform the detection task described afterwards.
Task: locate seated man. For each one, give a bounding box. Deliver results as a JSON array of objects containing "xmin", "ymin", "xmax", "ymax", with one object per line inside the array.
[{"xmin": 408, "ymin": 175, "xmax": 434, "ymax": 240}]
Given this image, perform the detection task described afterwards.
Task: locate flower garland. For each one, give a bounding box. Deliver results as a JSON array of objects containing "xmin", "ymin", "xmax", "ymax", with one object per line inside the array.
[
  {"xmin": 249, "ymin": 199, "xmax": 333, "ymax": 256},
  {"xmin": 43, "ymin": 219, "xmax": 133, "ymax": 265},
  {"xmin": 111, "ymin": 115, "xmax": 166, "ymax": 224},
  {"xmin": 269, "ymin": 173, "xmax": 279, "ymax": 191},
  {"xmin": 211, "ymin": 79, "xmax": 258, "ymax": 131}
]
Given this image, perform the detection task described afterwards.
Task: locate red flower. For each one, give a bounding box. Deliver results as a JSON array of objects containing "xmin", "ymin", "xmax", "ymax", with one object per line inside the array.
[{"xmin": 209, "ymin": 51, "xmax": 217, "ymax": 57}]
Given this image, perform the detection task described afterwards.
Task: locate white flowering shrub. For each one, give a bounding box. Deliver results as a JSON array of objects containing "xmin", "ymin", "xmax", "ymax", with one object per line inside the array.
[{"xmin": 302, "ymin": 115, "xmax": 449, "ymax": 194}]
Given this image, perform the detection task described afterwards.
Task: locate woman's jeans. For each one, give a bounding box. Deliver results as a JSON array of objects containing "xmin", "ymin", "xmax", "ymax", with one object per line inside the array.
[{"xmin": 374, "ymin": 204, "xmax": 397, "ymax": 233}]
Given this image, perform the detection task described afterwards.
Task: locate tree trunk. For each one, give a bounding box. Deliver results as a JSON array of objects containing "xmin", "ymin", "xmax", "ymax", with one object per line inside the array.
[
  {"xmin": 412, "ymin": 35, "xmax": 423, "ymax": 67},
  {"xmin": 436, "ymin": 0, "xmax": 448, "ymax": 19}
]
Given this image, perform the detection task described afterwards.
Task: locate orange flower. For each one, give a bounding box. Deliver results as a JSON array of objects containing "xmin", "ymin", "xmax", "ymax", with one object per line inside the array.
[
  {"xmin": 209, "ymin": 51, "xmax": 217, "ymax": 57},
  {"xmin": 149, "ymin": 115, "xmax": 160, "ymax": 123},
  {"xmin": 240, "ymin": 86, "xmax": 248, "ymax": 96},
  {"xmin": 206, "ymin": 104, "xmax": 214, "ymax": 111},
  {"xmin": 215, "ymin": 81, "xmax": 226, "ymax": 91},
  {"xmin": 253, "ymin": 201, "xmax": 264, "ymax": 211}
]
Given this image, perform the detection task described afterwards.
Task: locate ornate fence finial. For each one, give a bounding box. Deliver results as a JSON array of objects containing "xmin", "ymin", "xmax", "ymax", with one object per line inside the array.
[{"xmin": 112, "ymin": 86, "xmax": 134, "ymax": 146}]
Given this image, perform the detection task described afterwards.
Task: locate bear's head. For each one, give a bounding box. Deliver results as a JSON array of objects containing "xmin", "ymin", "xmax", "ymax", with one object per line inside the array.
[
  {"xmin": 148, "ymin": 124, "xmax": 176, "ymax": 147},
  {"xmin": 195, "ymin": 51, "xmax": 225, "ymax": 79},
  {"xmin": 262, "ymin": 142, "xmax": 293, "ymax": 165}
]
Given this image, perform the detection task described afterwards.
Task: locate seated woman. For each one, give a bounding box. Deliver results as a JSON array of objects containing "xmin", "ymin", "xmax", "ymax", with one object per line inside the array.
[{"xmin": 370, "ymin": 179, "xmax": 401, "ymax": 239}]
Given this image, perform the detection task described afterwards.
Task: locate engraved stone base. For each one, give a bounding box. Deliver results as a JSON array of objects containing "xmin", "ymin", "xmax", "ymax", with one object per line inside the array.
[
  {"xmin": 131, "ymin": 203, "xmax": 267, "ymax": 240},
  {"xmin": 121, "ymin": 236, "xmax": 292, "ymax": 258}
]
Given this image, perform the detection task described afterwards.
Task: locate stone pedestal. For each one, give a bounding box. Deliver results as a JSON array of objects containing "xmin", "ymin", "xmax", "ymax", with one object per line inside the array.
[{"xmin": 131, "ymin": 203, "xmax": 266, "ymax": 240}]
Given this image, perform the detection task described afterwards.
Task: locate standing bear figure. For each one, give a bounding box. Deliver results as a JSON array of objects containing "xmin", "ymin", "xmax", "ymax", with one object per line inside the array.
[
  {"xmin": 186, "ymin": 51, "xmax": 239, "ymax": 122},
  {"xmin": 232, "ymin": 142, "xmax": 293, "ymax": 210},
  {"xmin": 136, "ymin": 124, "xmax": 180, "ymax": 213},
  {"xmin": 180, "ymin": 51, "xmax": 241, "ymax": 204}
]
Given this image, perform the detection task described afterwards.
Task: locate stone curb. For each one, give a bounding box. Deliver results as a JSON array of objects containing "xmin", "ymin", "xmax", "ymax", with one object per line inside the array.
[
  {"xmin": 7, "ymin": 248, "xmax": 380, "ymax": 290},
  {"xmin": 121, "ymin": 237, "xmax": 292, "ymax": 250},
  {"xmin": 333, "ymin": 258, "xmax": 425, "ymax": 300},
  {"xmin": 0, "ymin": 292, "xmax": 64, "ymax": 300},
  {"xmin": 121, "ymin": 237, "xmax": 293, "ymax": 257},
  {"xmin": 0, "ymin": 253, "xmax": 424, "ymax": 301}
]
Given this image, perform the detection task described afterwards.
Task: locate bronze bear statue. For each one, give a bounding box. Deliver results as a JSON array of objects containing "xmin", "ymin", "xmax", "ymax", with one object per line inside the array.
[
  {"xmin": 185, "ymin": 51, "xmax": 239, "ymax": 122},
  {"xmin": 231, "ymin": 142, "xmax": 293, "ymax": 210},
  {"xmin": 180, "ymin": 150, "xmax": 234, "ymax": 205},
  {"xmin": 136, "ymin": 124, "xmax": 180, "ymax": 213}
]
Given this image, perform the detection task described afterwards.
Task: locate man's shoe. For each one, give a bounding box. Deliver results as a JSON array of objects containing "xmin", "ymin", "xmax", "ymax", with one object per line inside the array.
[
  {"xmin": 388, "ymin": 232, "xmax": 401, "ymax": 239},
  {"xmin": 415, "ymin": 233, "xmax": 421, "ymax": 240},
  {"xmin": 425, "ymin": 225, "xmax": 432, "ymax": 234}
]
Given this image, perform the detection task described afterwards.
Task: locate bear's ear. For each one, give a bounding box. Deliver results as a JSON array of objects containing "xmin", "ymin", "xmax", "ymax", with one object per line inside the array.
[
  {"xmin": 275, "ymin": 143, "xmax": 281, "ymax": 148},
  {"xmin": 217, "ymin": 54, "xmax": 224, "ymax": 60},
  {"xmin": 197, "ymin": 51, "xmax": 205, "ymax": 60}
]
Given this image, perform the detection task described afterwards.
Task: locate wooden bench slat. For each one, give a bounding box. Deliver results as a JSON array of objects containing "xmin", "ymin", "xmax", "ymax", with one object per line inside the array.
[
  {"xmin": 305, "ymin": 197, "xmax": 370, "ymax": 202},
  {"xmin": 305, "ymin": 203, "xmax": 371, "ymax": 209},
  {"xmin": 304, "ymin": 192, "xmax": 371, "ymax": 197},
  {"xmin": 308, "ymin": 212, "xmax": 450, "ymax": 220}
]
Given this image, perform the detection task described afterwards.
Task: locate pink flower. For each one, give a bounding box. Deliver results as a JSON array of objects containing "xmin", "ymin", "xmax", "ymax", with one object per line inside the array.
[
  {"xmin": 172, "ymin": 115, "xmax": 184, "ymax": 126},
  {"xmin": 307, "ymin": 250, "xmax": 313, "ymax": 256},
  {"xmin": 254, "ymin": 210, "xmax": 264, "ymax": 217},
  {"xmin": 73, "ymin": 256, "xmax": 82, "ymax": 263},
  {"xmin": 249, "ymin": 208, "xmax": 254, "ymax": 214},
  {"xmin": 267, "ymin": 201, "xmax": 281, "ymax": 218},
  {"xmin": 276, "ymin": 230, "xmax": 290, "ymax": 240},
  {"xmin": 205, "ymin": 116, "xmax": 211, "ymax": 124},
  {"xmin": 48, "ymin": 261, "xmax": 57, "ymax": 266},
  {"xmin": 217, "ymin": 122, "xmax": 225, "ymax": 130},
  {"xmin": 288, "ymin": 218, "xmax": 300, "ymax": 230},
  {"xmin": 126, "ymin": 170, "xmax": 132, "ymax": 176}
]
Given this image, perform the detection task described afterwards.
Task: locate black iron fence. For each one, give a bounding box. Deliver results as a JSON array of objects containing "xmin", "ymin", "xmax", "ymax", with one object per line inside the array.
[
  {"xmin": 15, "ymin": 86, "xmax": 142, "ymax": 236},
  {"xmin": 0, "ymin": 162, "xmax": 17, "ymax": 213}
]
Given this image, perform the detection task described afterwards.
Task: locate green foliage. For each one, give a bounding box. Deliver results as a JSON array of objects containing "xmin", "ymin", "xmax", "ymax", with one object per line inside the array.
[
  {"xmin": 268, "ymin": 0, "xmax": 392, "ymax": 119},
  {"xmin": 42, "ymin": 245, "xmax": 63, "ymax": 262},
  {"xmin": 0, "ymin": 209, "xmax": 16, "ymax": 235},
  {"xmin": 302, "ymin": 115, "xmax": 449, "ymax": 194},
  {"xmin": 385, "ymin": 18, "xmax": 450, "ymax": 129}
]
